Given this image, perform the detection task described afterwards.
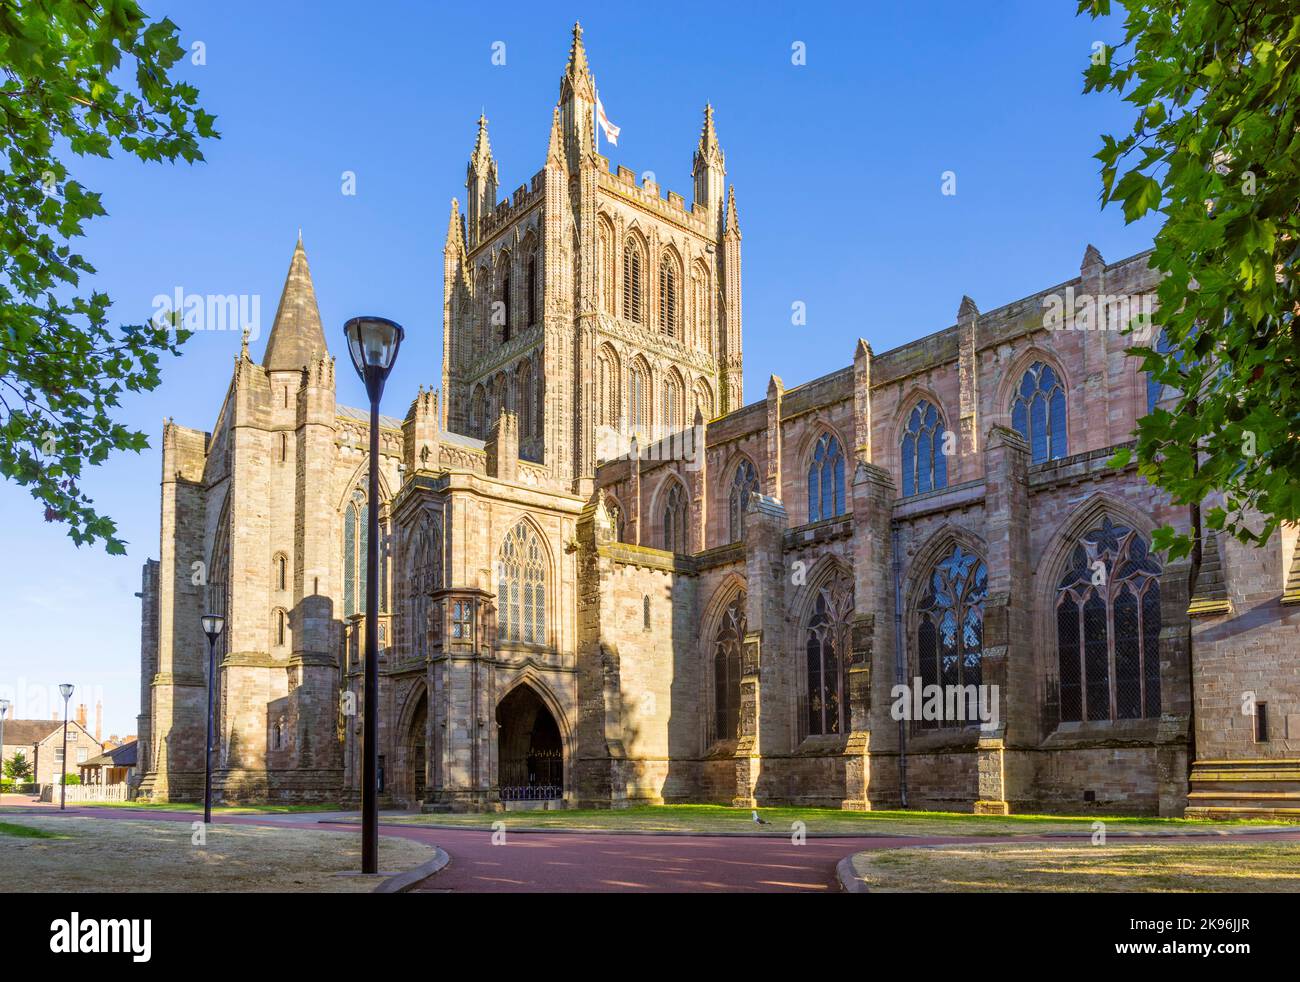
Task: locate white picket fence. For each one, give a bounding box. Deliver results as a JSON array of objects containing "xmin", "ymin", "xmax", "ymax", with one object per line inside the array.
[{"xmin": 39, "ymin": 783, "xmax": 130, "ymax": 803}]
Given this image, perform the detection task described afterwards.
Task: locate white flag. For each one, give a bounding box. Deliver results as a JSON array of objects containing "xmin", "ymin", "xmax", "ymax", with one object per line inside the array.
[{"xmin": 596, "ymin": 93, "xmax": 620, "ymax": 147}]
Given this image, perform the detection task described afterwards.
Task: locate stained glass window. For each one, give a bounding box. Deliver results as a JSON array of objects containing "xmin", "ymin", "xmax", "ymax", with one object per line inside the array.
[
  {"xmin": 713, "ymin": 594, "xmax": 746, "ymax": 741},
  {"xmin": 1055, "ymin": 517, "xmax": 1162, "ymax": 722},
  {"xmin": 807, "ymin": 433, "xmax": 845, "ymax": 522},
  {"xmin": 914, "ymin": 545, "xmax": 987, "ymax": 730},
  {"xmin": 805, "ymin": 572, "xmax": 855, "ymax": 736},
  {"xmin": 497, "ymin": 521, "xmax": 547, "ymax": 645},
  {"xmin": 1010, "ymin": 361, "xmax": 1067, "ymax": 464},
  {"xmin": 1145, "ymin": 329, "xmax": 1175, "ymax": 415},
  {"xmin": 729, "ymin": 458, "xmax": 760, "ymax": 542},
  {"xmin": 900, "ymin": 400, "xmax": 949, "ymax": 497}
]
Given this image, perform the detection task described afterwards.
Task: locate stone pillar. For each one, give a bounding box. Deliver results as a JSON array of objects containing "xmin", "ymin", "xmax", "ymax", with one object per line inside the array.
[
  {"xmin": 1158, "ymin": 559, "xmax": 1192, "ymax": 816},
  {"xmin": 957, "ymin": 296, "xmax": 979, "ymax": 464},
  {"xmin": 485, "ymin": 409, "xmax": 519, "ymax": 482},
  {"xmin": 688, "ymin": 407, "xmax": 708, "ymax": 553},
  {"xmin": 573, "ymin": 493, "xmax": 628, "ymax": 808},
  {"xmin": 852, "ymin": 340, "xmax": 873, "ymax": 461},
  {"xmin": 628, "ymin": 437, "xmax": 642, "ymax": 546},
  {"xmin": 978, "ymin": 424, "xmax": 1033, "ymax": 814},
  {"xmin": 764, "ymin": 376, "xmax": 783, "ymax": 497},
  {"xmin": 735, "ymin": 493, "xmax": 787, "ymax": 806},
  {"xmin": 847, "ymin": 461, "xmax": 898, "ymax": 809}
]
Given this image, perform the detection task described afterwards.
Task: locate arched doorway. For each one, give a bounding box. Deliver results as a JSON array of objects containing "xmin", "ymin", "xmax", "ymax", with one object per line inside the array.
[
  {"xmin": 496, "ymin": 684, "xmax": 563, "ymax": 802},
  {"xmin": 406, "ymin": 691, "xmax": 427, "ymax": 803}
]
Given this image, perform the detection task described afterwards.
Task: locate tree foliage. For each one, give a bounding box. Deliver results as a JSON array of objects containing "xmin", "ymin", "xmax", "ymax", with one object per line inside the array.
[
  {"xmin": 1080, "ymin": 0, "xmax": 1300, "ymax": 559},
  {"xmin": 0, "ymin": 0, "xmax": 216, "ymax": 553},
  {"xmin": 4, "ymin": 749, "xmax": 32, "ymax": 782}
]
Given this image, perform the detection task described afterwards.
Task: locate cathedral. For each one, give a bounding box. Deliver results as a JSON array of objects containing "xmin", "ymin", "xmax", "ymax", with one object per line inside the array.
[{"xmin": 136, "ymin": 25, "xmax": 1300, "ymax": 818}]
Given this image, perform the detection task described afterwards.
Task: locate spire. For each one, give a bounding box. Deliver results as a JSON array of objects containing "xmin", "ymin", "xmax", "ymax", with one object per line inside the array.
[
  {"xmin": 470, "ymin": 112, "xmax": 494, "ymax": 174},
  {"xmin": 724, "ymin": 186, "xmax": 741, "ymax": 238},
  {"xmin": 546, "ymin": 107, "xmax": 566, "ymax": 167},
  {"xmin": 262, "ymin": 235, "xmax": 328, "ymax": 372},
  {"xmin": 444, "ymin": 197, "xmax": 465, "ymax": 255},
  {"xmin": 566, "ymin": 21, "xmax": 590, "ymax": 83},
  {"xmin": 698, "ymin": 103, "xmax": 722, "ymax": 163}
]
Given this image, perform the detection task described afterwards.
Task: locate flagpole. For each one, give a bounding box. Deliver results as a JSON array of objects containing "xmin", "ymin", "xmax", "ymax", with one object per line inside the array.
[{"xmin": 594, "ymin": 87, "xmax": 600, "ymax": 154}]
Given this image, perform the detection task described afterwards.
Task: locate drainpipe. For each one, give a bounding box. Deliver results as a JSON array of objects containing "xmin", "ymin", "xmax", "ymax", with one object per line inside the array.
[{"xmin": 892, "ymin": 525, "xmax": 908, "ymax": 808}]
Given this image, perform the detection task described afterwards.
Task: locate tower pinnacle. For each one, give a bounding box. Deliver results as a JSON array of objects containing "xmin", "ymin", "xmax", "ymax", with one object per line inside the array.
[{"xmin": 262, "ymin": 235, "xmax": 328, "ymax": 372}]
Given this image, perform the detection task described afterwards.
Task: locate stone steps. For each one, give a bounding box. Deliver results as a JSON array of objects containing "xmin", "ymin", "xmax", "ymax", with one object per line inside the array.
[{"xmin": 1184, "ymin": 758, "xmax": 1300, "ymax": 821}]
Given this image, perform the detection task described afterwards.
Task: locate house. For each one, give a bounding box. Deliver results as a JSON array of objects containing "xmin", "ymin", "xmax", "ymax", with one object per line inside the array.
[
  {"xmin": 2, "ymin": 719, "xmax": 103, "ymax": 787},
  {"xmin": 79, "ymin": 740, "xmax": 138, "ymax": 787}
]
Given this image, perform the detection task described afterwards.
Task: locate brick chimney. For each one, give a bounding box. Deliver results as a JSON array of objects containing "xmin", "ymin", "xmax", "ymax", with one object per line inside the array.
[
  {"xmin": 76, "ymin": 703, "xmax": 87, "ymax": 728},
  {"xmin": 95, "ymin": 701, "xmax": 102, "ymax": 742}
]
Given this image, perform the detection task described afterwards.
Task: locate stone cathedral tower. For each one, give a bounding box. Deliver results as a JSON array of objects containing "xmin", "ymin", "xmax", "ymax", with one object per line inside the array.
[{"xmin": 441, "ymin": 23, "xmax": 744, "ymax": 495}]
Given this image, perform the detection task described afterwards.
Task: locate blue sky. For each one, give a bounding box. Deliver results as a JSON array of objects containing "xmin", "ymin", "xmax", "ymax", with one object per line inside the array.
[{"xmin": 0, "ymin": 1, "xmax": 1159, "ymax": 737}]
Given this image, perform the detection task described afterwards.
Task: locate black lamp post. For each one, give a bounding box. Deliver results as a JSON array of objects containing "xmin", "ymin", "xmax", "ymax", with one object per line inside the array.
[
  {"xmin": 58, "ymin": 683, "xmax": 73, "ymax": 809},
  {"xmin": 344, "ymin": 315, "xmax": 404, "ymax": 874},
  {"xmin": 201, "ymin": 613, "xmax": 225, "ymax": 824}
]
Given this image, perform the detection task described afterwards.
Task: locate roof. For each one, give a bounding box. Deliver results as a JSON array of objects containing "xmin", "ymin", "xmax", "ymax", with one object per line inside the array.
[
  {"xmin": 1, "ymin": 720, "xmax": 60, "ymax": 746},
  {"xmin": 262, "ymin": 236, "xmax": 329, "ymax": 371},
  {"xmin": 82, "ymin": 741, "xmax": 137, "ymax": 769},
  {"xmin": 337, "ymin": 404, "xmax": 404, "ymax": 430}
]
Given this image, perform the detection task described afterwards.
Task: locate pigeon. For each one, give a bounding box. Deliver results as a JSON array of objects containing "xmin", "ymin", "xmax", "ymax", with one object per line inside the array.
[{"xmin": 751, "ymin": 810, "xmax": 770, "ymax": 825}]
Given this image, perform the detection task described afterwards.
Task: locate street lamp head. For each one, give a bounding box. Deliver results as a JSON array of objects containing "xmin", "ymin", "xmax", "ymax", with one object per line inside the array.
[
  {"xmin": 0, "ymin": 698, "xmax": 9, "ymax": 718},
  {"xmin": 201, "ymin": 613, "xmax": 225, "ymax": 641},
  {"xmin": 344, "ymin": 316, "xmax": 404, "ymax": 397},
  {"xmin": 59, "ymin": 683, "xmax": 73, "ymax": 701}
]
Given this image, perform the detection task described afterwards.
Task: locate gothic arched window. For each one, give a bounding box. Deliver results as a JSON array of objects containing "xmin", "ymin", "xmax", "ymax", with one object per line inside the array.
[
  {"xmin": 499, "ymin": 260, "xmax": 511, "ymax": 343},
  {"xmin": 516, "ymin": 361, "xmax": 533, "ymax": 440},
  {"xmin": 805, "ymin": 571, "xmax": 854, "ymax": 737},
  {"xmin": 527, "ymin": 253, "xmax": 538, "ymax": 327},
  {"xmin": 728, "ymin": 458, "xmax": 760, "ymax": 543},
  {"xmin": 691, "ymin": 262, "xmax": 709, "ymax": 352},
  {"xmin": 623, "ymin": 237, "xmax": 645, "ymax": 323},
  {"xmin": 274, "ymin": 553, "xmax": 287, "ymax": 592},
  {"xmin": 662, "ymin": 480, "xmax": 688, "ymax": 554},
  {"xmin": 343, "ymin": 489, "xmax": 387, "ymax": 618},
  {"xmin": 408, "ymin": 512, "xmax": 442, "ymax": 660},
  {"xmin": 914, "ymin": 545, "xmax": 987, "ymax": 730},
  {"xmin": 598, "ymin": 220, "xmax": 616, "ymax": 315},
  {"xmin": 1010, "ymin": 360, "xmax": 1067, "ymax": 464},
  {"xmin": 900, "ymin": 401, "xmax": 948, "ymax": 497},
  {"xmin": 662, "ymin": 372, "xmax": 683, "ymax": 432},
  {"xmin": 629, "ymin": 360, "xmax": 650, "ymax": 434},
  {"xmin": 596, "ymin": 346, "xmax": 619, "ymax": 430},
  {"xmin": 606, "ymin": 500, "xmax": 623, "ymax": 542},
  {"xmin": 1055, "ymin": 517, "xmax": 1162, "ymax": 722},
  {"xmin": 807, "ymin": 432, "xmax": 845, "ymax": 522},
  {"xmin": 470, "ymin": 385, "xmax": 486, "ymax": 440},
  {"xmin": 659, "ymin": 254, "xmax": 679, "ymax": 337},
  {"xmin": 713, "ymin": 592, "xmax": 746, "ymax": 742},
  {"xmin": 695, "ymin": 378, "xmax": 713, "ymax": 421},
  {"xmin": 497, "ymin": 521, "xmax": 547, "ymax": 645},
  {"xmin": 273, "ymin": 608, "xmax": 287, "ymax": 648},
  {"xmin": 1145, "ymin": 329, "xmax": 1175, "ymax": 415}
]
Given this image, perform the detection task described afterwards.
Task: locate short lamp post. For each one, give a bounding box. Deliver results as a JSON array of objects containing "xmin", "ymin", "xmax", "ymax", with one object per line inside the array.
[
  {"xmin": 344, "ymin": 315, "xmax": 404, "ymax": 875},
  {"xmin": 58, "ymin": 684, "xmax": 73, "ymax": 809},
  {"xmin": 0, "ymin": 698, "xmax": 10, "ymax": 789},
  {"xmin": 201, "ymin": 613, "xmax": 225, "ymax": 824}
]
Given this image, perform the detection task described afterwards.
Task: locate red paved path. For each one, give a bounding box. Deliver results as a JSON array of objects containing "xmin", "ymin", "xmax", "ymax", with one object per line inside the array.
[{"xmin": 7, "ymin": 802, "xmax": 1300, "ymax": 893}]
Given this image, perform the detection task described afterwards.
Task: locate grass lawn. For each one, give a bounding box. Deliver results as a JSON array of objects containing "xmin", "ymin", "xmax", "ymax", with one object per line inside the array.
[
  {"xmin": 0, "ymin": 821, "xmax": 67, "ymax": 839},
  {"xmin": 387, "ymin": 803, "xmax": 1281, "ymax": 837},
  {"xmin": 2, "ymin": 816, "xmax": 435, "ymax": 892},
  {"xmin": 847, "ymin": 841, "xmax": 1300, "ymax": 892}
]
